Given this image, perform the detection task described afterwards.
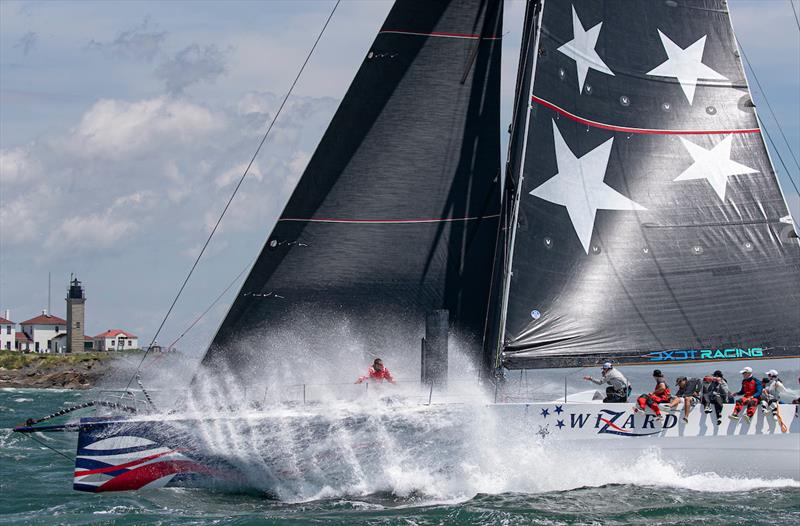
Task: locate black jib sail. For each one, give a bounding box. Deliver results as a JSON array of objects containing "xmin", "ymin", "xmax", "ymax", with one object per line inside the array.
[
  {"xmin": 498, "ymin": 0, "xmax": 800, "ymax": 370},
  {"xmin": 200, "ymin": 0, "xmax": 503, "ymax": 381}
]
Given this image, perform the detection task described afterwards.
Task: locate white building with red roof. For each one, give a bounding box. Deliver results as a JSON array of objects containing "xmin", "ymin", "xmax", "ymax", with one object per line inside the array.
[
  {"xmin": 0, "ymin": 312, "xmax": 14, "ymax": 351},
  {"xmin": 20, "ymin": 310, "xmax": 67, "ymax": 353},
  {"xmin": 93, "ymin": 329, "xmax": 139, "ymax": 351}
]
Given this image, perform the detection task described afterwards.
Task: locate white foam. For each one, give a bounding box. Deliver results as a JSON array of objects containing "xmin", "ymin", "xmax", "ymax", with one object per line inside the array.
[
  {"xmin": 174, "ymin": 394, "xmax": 798, "ymax": 503},
  {"xmin": 172, "ymin": 346, "xmax": 799, "ymax": 504}
]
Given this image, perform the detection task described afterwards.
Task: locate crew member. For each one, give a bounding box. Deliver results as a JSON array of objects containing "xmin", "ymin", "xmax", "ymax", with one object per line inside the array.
[
  {"xmin": 583, "ymin": 362, "xmax": 630, "ymax": 402},
  {"xmin": 730, "ymin": 366, "xmax": 762, "ymax": 423},
  {"xmin": 702, "ymin": 370, "xmax": 729, "ymax": 425},
  {"xmin": 669, "ymin": 376, "xmax": 702, "ymax": 423},
  {"xmin": 761, "ymin": 370, "xmax": 799, "ymax": 421},
  {"xmin": 634, "ymin": 369, "xmax": 670, "ymax": 422},
  {"xmin": 355, "ymin": 358, "xmax": 396, "ymax": 384}
]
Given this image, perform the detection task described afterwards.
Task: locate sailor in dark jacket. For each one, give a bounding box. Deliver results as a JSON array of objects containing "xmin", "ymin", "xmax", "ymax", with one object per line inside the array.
[
  {"xmin": 702, "ymin": 370, "xmax": 729, "ymax": 425},
  {"xmin": 730, "ymin": 366, "xmax": 762, "ymax": 423}
]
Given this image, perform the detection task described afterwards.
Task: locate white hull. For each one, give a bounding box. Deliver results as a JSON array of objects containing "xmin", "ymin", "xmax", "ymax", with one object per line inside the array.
[{"xmin": 73, "ymin": 399, "xmax": 800, "ymax": 493}]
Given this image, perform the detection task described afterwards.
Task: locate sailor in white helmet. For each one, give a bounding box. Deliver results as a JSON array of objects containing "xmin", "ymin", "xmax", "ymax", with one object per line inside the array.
[
  {"xmin": 583, "ymin": 362, "xmax": 630, "ymax": 402},
  {"xmin": 760, "ymin": 370, "xmax": 800, "ymax": 420}
]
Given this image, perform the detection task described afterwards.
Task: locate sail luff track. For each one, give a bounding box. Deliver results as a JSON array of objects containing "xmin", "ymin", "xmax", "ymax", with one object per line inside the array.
[{"xmin": 492, "ymin": 0, "xmax": 546, "ymax": 370}]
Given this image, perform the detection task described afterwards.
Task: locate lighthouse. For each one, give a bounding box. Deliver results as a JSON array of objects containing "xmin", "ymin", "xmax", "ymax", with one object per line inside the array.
[{"xmin": 66, "ymin": 276, "xmax": 85, "ymax": 353}]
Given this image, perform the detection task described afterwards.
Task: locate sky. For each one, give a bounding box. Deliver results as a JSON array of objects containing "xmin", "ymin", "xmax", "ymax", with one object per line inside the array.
[{"xmin": 1, "ymin": 0, "xmax": 798, "ymax": 356}]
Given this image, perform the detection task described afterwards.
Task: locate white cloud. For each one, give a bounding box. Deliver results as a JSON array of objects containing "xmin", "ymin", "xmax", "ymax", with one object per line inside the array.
[
  {"xmin": 65, "ymin": 97, "xmax": 222, "ymax": 158},
  {"xmin": 46, "ymin": 213, "xmax": 138, "ymax": 250},
  {"xmin": 2, "ymin": 90, "xmax": 335, "ymax": 264},
  {"xmin": 0, "ymin": 188, "xmax": 53, "ymax": 244},
  {"xmin": 0, "ymin": 147, "xmax": 39, "ymax": 185},
  {"xmin": 215, "ymin": 161, "xmax": 263, "ymax": 189}
]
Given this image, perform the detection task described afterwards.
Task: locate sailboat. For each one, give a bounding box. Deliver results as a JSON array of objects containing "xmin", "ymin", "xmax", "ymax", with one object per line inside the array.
[{"xmin": 15, "ymin": 0, "xmax": 800, "ymax": 493}]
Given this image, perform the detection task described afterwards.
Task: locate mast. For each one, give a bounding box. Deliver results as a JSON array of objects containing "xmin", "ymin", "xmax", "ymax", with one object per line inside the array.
[
  {"xmin": 496, "ymin": 0, "xmax": 800, "ymax": 369},
  {"xmin": 198, "ymin": 0, "xmax": 504, "ymax": 385},
  {"xmin": 489, "ymin": 0, "xmax": 545, "ymax": 373}
]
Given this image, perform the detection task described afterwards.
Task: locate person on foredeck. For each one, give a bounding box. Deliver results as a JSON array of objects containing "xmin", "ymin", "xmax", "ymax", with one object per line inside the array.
[
  {"xmin": 355, "ymin": 358, "xmax": 396, "ymax": 385},
  {"xmin": 583, "ymin": 362, "xmax": 630, "ymax": 402},
  {"xmin": 702, "ymin": 370, "xmax": 729, "ymax": 425},
  {"xmin": 634, "ymin": 369, "xmax": 671, "ymax": 422},
  {"xmin": 730, "ymin": 366, "xmax": 761, "ymax": 423},
  {"xmin": 669, "ymin": 376, "xmax": 702, "ymax": 423}
]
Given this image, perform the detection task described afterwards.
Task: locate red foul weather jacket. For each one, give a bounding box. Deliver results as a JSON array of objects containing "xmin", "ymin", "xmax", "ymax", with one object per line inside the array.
[
  {"xmin": 356, "ymin": 367, "xmax": 395, "ymax": 384},
  {"xmin": 736, "ymin": 376, "xmax": 762, "ymax": 399}
]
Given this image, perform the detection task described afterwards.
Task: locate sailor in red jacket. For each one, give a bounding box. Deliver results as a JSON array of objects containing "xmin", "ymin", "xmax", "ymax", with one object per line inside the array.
[
  {"xmin": 730, "ymin": 366, "xmax": 762, "ymax": 422},
  {"xmin": 355, "ymin": 358, "xmax": 396, "ymax": 384},
  {"xmin": 634, "ymin": 369, "xmax": 671, "ymax": 422}
]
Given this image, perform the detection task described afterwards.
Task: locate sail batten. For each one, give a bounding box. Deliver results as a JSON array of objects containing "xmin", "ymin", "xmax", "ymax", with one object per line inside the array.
[{"xmin": 497, "ymin": 0, "xmax": 800, "ymax": 370}]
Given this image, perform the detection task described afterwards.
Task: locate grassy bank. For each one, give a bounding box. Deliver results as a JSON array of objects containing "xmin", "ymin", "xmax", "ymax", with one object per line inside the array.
[{"xmin": 0, "ymin": 350, "xmax": 115, "ymax": 370}]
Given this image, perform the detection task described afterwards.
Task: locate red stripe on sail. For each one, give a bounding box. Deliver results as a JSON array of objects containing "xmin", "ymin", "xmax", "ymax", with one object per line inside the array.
[
  {"xmin": 379, "ymin": 30, "xmax": 501, "ymax": 40},
  {"xmin": 531, "ymin": 95, "xmax": 761, "ymax": 136}
]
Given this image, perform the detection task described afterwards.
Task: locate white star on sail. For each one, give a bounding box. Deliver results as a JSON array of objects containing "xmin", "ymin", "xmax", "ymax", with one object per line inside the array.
[
  {"xmin": 675, "ymin": 135, "xmax": 759, "ymax": 201},
  {"xmin": 557, "ymin": 5, "xmax": 614, "ymax": 93},
  {"xmin": 647, "ymin": 30, "xmax": 728, "ymax": 105},
  {"xmin": 530, "ymin": 120, "xmax": 646, "ymax": 253}
]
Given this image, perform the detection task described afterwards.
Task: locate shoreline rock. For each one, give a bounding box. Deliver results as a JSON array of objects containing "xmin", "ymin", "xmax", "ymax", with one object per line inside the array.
[{"xmin": 0, "ymin": 354, "xmax": 115, "ymax": 389}]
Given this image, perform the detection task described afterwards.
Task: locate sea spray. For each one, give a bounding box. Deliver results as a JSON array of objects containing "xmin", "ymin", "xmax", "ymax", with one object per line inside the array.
[{"xmin": 168, "ymin": 376, "xmax": 800, "ymax": 502}]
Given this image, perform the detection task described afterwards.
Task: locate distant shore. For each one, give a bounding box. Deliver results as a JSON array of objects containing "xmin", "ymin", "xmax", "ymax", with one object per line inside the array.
[{"xmin": 0, "ymin": 351, "xmax": 124, "ymax": 389}]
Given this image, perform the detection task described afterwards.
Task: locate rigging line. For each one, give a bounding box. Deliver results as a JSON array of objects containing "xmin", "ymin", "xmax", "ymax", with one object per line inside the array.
[
  {"xmin": 790, "ymin": 0, "xmax": 800, "ymax": 32},
  {"xmin": 25, "ymin": 433, "xmax": 74, "ymax": 463},
  {"xmin": 737, "ymin": 40, "xmax": 800, "ymax": 173},
  {"xmin": 124, "ymin": 0, "xmax": 342, "ymax": 390},
  {"xmin": 163, "ymin": 264, "xmax": 249, "ymax": 352},
  {"xmin": 763, "ymin": 120, "xmax": 800, "ymax": 196}
]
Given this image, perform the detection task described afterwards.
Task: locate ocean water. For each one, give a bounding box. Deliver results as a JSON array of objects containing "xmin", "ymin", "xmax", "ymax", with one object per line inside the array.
[{"xmin": 1, "ymin": 388, "xmax": 799, "ymax": 525}]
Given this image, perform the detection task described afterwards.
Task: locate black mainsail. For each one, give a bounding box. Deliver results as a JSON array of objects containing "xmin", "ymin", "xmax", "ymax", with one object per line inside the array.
[
  {"xmin": 496, "ymin": 0, "xmax": 800, "ymax": 370},
  {"xmin": 200, "ymin": 0, "xmax": 504, "ymax": 381}
]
